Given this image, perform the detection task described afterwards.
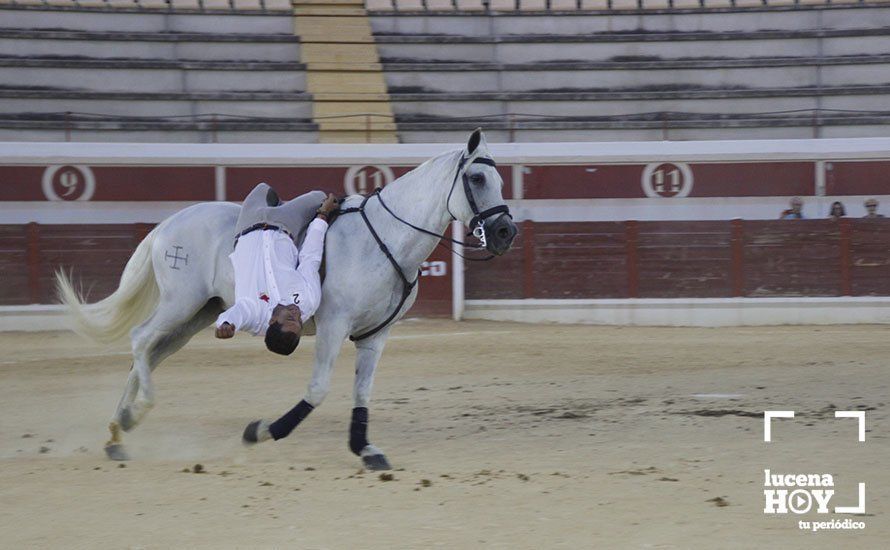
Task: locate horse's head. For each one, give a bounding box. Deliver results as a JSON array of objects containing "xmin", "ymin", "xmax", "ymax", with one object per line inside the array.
[{"xmin": 448, "ymin": 128, "xmax": 518, "ymax": 256}]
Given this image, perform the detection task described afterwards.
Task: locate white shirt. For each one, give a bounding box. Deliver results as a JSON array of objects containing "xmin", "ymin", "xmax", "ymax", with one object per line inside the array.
[{"xmin": 216, "ymin": 218, "xmax": 327, "ymax": 335}]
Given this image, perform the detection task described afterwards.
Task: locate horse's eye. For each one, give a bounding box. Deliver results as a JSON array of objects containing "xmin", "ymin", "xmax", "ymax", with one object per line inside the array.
[{"xmin": 469, "ymin": 173, "xmax": 485, "ymax": 185}]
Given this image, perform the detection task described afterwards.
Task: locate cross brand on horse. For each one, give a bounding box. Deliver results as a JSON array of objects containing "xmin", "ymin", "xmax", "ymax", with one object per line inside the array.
[{"xmin": 55, "ymin": 128, "xmax": 517, "ymax": 471}]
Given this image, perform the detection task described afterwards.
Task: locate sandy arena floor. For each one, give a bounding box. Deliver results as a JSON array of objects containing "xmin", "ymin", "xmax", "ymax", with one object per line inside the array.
[{"xmin": 0, "ymin": 319, "xmax": 887, "ymax": 549}]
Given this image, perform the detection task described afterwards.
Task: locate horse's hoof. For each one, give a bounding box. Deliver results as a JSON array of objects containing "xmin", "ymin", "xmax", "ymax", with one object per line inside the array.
[
  {"xmin": 105, "ymin": 444, "xmax": 130, "ymax": 461},
  {"xmin": 242, "ymin": 420, "xmax": 272, "ymax": 445},
  {"xmin": 119, "ymin": 408, "xmax": 135, "ymax": 432},
  {"xmin": 362, "ymin": 453, "xmax": 391, "ymax": 471}
]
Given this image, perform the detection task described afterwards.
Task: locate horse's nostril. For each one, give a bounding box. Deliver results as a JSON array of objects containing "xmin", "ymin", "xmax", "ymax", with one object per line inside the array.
[{"xmin": 497, "ymin": 227, "xmax": 509, "ymax": 239}]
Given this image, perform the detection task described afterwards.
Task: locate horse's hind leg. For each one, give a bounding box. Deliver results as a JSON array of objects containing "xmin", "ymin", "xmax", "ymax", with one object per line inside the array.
[
  {"xmin": 105, "ymin": 298, "xmax": 223, "ymax": 460},
  {"xmin": 105, "ymin": 368, "xmax": 139, "ymax": 459},
  {"xmin": 115, "ymin": 305, "xmax": 183, "ymax": 433},
  {"xmin": 350, "ymin": 327, "xmax": 392, "ymax": 471}
]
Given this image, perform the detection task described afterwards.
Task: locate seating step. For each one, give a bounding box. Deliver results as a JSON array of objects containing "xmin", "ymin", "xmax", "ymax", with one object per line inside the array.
[
  {"xmin": 394, "ymin": 110, "xmax": 890, "ymax": 129},
  {"xmin": 0, "ymin": 65, "xmax": 306, "ymax": 93},
  {"xmin": 0, "ymin": 56, "xmax": 305, "ymax": 71},
  {"xmin": 385, "ymin": 83, "xmax": 890, "ymax": 101},
  {"xmin": 0, "ymin": 92, "xmax": 314, "ymax": 118},
  {"xmin": 0, "ymin": 112, "xmax": 318, "ymax": 131},
  {"xmin": 0, "ymin": 87, "xmax": 312, "ymax": 101},
  {"xmin": 372, "ymin": 27, "xmax": 890, "ymax": 43},
  {"xmin": 0, "ymin": 5, "xmax": 294, "ymax": 34},
  {"xmin": 0, "ymin": 27, "xmax": 300, "ymax": 43},
  {"xmin": 381, "ymin": 53, "xmax": 890, "ymax": 72},
  {"xmin": 0, "ymin": 128, "xmax": 321, "ymax": 143},
  {"xmin": 374, "ymin": 28, "xmax": 890, "ymax": 63}
]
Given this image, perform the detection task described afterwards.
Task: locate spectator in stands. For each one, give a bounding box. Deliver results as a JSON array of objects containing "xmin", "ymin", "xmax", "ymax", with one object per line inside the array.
[
  {"xmin": 779, "ymin": 197, "xmax": 805, "ymax": 219},
  {"xmin": 829, "ymin": 201, "xmax": 846, "ymax": 220},
  {"xmin": 864, "ymin": 198, "xmax": 885, "ymax": 218}
]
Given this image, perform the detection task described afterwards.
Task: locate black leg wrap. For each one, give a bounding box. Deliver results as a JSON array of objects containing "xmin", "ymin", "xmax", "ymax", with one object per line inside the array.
[
  {"xmin": 269, "ymin": 400, "xmax": 314, "ymax": 441},
  {"xmin": 349, "ymin": 407, "xmax": 370, "ymax": 456}
]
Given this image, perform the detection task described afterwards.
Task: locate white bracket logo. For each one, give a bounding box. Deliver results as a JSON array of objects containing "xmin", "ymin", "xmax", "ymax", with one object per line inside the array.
[
  {"xmin": 834, "ymin": 410, "xmax": 865, "ymax": 442},
  {"xmin": 764, "ymin": 410, "xmax": 866, "ymax": 442},
  {"xmin": 763, "ymin": 410, "xmax": 794, "ymax": 442},
  {"xmin": 763, "ymin": 410, "xmax": 867, "ymax": 519}
]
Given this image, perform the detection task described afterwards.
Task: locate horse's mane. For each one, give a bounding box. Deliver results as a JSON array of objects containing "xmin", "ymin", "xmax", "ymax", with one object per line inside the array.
[{"xmin": 384, "ymin": 149, "xmax": 463, "ymax": 195}]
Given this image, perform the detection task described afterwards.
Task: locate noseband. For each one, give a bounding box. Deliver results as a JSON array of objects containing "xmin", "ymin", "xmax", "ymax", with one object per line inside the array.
[{"xmin": 337, "ymin": 154, "xmax": 511, "ymax": 341}]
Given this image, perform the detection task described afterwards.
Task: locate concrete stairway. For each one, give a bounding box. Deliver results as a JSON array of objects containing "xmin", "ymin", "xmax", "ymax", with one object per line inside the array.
[
  {"xmin": 293, "ymin": 0, "xmax": 398, "ymax": 143},
  {"xmin": 0, "ymin": 5, "xmax": 318, "ymax": 142}
]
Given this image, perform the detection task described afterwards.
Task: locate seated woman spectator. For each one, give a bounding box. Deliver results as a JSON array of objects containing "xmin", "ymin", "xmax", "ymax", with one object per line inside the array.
[
  {"xmin": 829, "ymin": 201, "xmax": 846, "ymax": 220},
  {"xmin": 864, "ymin": 198, "xmax": 885, "ymax": 218}
]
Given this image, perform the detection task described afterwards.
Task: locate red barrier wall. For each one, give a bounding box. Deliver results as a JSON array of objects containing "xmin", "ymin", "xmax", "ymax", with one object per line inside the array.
[
  {"xmin": 5, "ymin": 219, "xmax": 890, "ymax": 310},
  {"xmin": 466, "ymin": 219, "xmax": 890, "ymax": 299},
  {"xmin": 1, "ymin": 223, "xmax": 453, "ymax": 316}
]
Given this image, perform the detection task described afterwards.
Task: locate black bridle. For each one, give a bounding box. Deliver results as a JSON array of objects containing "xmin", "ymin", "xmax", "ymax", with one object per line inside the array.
[
  {"xmin": 447, "ymin": 156, "xmax": 512, "ymax": 248},
  {"xmin": 338, "ymin": 154, "xmax": 511, "ymax": 341}
]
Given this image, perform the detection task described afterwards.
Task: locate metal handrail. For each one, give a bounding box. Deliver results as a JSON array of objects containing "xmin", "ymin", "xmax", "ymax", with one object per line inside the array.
[
  {"xmin": 8, "ymin": 107, "xmax": 890, "ymax": 121},
  {"xmin": 16, "ymin": 107, "xmax": 889, "ymax": 121},
  {"xmin": 0, "ymin": 0, "xmax": 880, "ymax": 14}
]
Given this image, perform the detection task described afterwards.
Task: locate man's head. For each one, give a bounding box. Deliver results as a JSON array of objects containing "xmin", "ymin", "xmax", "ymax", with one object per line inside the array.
[
  {"xmin": 866, "ymin": 198, "xmax": 879, "ymax": 212},
  {"xmin": 265, "ymin": 304, "xmax": 302, "ymax": 356},
  {"xmin": 790, "ymin": 197, "xmax": 803, "ymax": 213}
]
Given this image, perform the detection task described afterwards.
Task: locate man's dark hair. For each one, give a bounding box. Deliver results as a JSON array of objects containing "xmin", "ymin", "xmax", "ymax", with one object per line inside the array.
[{"xmin": 265, "ymin": 321, "xmax": 300, "ymax": 356}]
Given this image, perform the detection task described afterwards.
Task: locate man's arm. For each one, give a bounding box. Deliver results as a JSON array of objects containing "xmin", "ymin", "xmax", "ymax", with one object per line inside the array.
[
  {"xmin": 296, "ymin": 194, "xmax": 338, "ymax": 276},
  {"xmin": 215, "ymin": 300, "xmax": 266, "ymax": 338},
  {"xmin": 297, "ymin": 218, "xmax": 328, "ymax": 275}
]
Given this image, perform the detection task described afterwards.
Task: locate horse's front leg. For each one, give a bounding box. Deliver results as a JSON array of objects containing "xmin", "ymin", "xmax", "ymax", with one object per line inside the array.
[
  {"xmin": 350, "ymin": 328, "xmax": 392, "ymax": 471},
  {"xmin": 243, "ymin": 318, "xmax": 349, "ymax": 444}
]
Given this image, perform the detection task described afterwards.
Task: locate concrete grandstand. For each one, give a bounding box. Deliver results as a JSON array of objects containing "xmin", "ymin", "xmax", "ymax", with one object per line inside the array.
[{"xmin": 1, "ymin": 0, "xmax": 889, "ymax": 142}]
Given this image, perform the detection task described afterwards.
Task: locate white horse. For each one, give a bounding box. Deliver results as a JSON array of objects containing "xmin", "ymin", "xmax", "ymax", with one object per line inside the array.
[{"xmin": 56, "ymin": 129, "xmax": 517, "ymax": 470}]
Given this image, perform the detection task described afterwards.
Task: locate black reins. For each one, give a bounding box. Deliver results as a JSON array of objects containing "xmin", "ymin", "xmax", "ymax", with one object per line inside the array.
[{"xmin": 339, "ymin": 155, "xmax": 511, "ymax": 341}]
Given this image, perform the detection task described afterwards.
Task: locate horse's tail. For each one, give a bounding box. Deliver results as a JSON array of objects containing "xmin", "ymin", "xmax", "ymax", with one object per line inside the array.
[{"xmin": 55, "ymin": 227, "xmax": 160, "ymax": 344}]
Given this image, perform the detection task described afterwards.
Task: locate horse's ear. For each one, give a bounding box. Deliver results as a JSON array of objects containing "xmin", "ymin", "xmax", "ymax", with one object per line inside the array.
[{"xmin": 466, "ymin": 127, "xmax": 483, "ymax": 155}]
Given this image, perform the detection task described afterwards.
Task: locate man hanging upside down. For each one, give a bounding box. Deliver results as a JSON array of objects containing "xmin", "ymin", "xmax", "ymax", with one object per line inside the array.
[{"xmin": 215, "ymin": 183, "xmax": 339, "ymax": 357}]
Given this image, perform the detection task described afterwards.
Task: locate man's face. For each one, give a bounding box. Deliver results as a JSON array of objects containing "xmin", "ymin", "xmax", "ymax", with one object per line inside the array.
[{"xmin": 271, "ymin": 304, "xmax": 302, "ymax": 336}]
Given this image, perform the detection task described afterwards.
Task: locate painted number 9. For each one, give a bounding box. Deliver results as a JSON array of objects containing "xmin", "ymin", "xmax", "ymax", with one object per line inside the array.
[{"xmin": 41, "ymin": 165, "xmax": 96, "ymax": 201}]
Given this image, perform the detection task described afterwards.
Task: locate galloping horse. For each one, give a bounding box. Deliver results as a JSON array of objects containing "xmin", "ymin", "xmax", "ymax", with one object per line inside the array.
[{"xmin": 57, "ymin": 129, "xmax": 517, "ymax": 470}]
